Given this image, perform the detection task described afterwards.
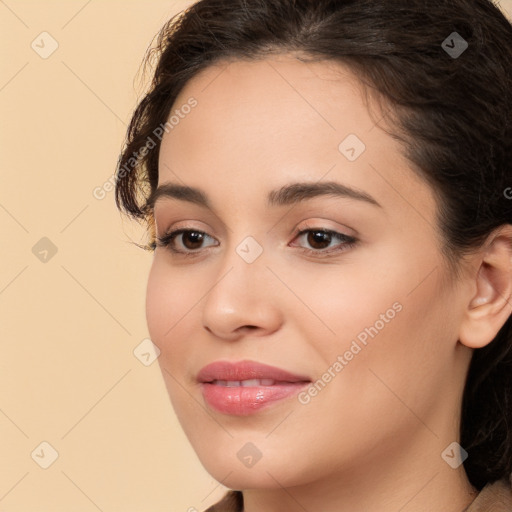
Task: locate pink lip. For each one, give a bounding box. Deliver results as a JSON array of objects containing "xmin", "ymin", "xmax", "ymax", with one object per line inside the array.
[
  {"xmin": 197, "ymin": 360, "xmax": 310, "ymax": 383},
  {"xmin": 197, "ymin": 360, "xmax": 311, "ymax": 416}
]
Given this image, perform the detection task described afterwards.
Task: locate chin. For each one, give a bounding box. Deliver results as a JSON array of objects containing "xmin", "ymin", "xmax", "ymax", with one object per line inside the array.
[
  {"xmin": 203, "ymin": 463, "xmax": 293, "ymax": 490},
  {"xmin": 193, "ymin": 441, "xmax": 316, "ymax": 490}
]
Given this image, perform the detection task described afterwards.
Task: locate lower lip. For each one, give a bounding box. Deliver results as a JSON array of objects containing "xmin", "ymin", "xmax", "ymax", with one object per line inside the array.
[{"xmin": 200, "ymin": 382, "xmax": 310, "ymax": 415}]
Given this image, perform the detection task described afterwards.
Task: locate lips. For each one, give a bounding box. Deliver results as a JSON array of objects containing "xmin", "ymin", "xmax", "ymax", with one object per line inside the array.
[
  {"xmin": 197, "ymin": 360, "xmax": 311, "ymax": 384},
  {"xmin": 197, "ymin": 360, "xmax": 311, "ymax": 416}
]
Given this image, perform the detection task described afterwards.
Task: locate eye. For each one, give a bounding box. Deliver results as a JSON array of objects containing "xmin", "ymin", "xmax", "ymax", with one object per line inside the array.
[
  {"xmin": 152, "ymin": 225, "xmax": 358, "ymax": 259},
  {"xmin": 290, "ymin": 227, "xmax": 358, "ymax": 257},
  {"xmin": 153, "ymin": 228, "xmax": 218, "ymax": 257}
]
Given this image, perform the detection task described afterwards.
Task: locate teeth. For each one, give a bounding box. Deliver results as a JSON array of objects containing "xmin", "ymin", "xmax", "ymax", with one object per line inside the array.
[
  {"xmin": 212, "ymin": 379, "xmax": 276, "ymax": 387},
  {"xmin": 242, "ymin": 379, "xmax": 275, "ymax": 387}
]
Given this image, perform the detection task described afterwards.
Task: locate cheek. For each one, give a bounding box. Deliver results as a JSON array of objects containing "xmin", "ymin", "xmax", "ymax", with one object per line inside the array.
[
  {"xmin": 145, "ymin": 259, "xmax": 196, "ymax": 357},
  {"xmin": 145, "ymin": 261, "xmax": 170, "ymax": 344},
  {"xmin": 299, "ymin": 253, "xmax": 448, "ymax": 401},
  {"xmin": 145, "ymin": 260, "xmax": 198, "ymax": 413},
  {"xmin": 284, "ymin": 260, "xmax": 404, "ymax": 352}
]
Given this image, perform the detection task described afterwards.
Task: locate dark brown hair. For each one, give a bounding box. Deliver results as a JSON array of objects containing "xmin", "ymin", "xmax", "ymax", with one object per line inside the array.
[{"xmin": 115, "ymin": 0, "xmax": 512, "ymax": 490}]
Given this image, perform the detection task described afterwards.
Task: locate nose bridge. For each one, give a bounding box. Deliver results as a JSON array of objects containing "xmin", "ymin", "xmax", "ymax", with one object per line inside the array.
[
  {"xmin": 200, "ymin": 232, "xmax": 282, "ymax": 337},
  {"xmin": 204, "ymin": 233, "xmax": 266, "ymax": 312}
]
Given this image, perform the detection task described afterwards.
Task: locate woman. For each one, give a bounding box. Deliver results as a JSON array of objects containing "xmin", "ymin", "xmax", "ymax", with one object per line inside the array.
[{"xmin": 115, "ymin": 0, "xmax": 512, "ymax": 510}]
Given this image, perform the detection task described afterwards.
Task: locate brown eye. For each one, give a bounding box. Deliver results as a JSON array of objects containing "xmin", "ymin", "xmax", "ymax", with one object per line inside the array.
[
  {"xmin": 180, "ymin": 231, "xmax": 206, "ymax": 250},
  {"xmin": 155, "ymin": 228, "xmax": 218, "ymax": 256},
  {"xmin": 291, "ymin": 228, "xmax": 358, "ymax": 257},
  {"xmin": 305, "ymin": 230, "xmax": 332, "ymax": 250}
]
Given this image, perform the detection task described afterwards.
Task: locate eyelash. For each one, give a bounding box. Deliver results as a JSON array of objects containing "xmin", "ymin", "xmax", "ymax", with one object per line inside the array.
[{"xmin": 152, "ymin": 225, "xmax": 358, "ymax": 259}]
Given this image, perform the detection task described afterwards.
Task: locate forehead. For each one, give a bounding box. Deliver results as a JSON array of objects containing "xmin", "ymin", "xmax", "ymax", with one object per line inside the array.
[
  {"xmin": 156, "ymin": 55, "xmax": 435, "ymax": 221},
  {"xmin": 161, "ymin": 57, "xmax": 374, "ymax": 170},
  {"xmin": 167, "ymin": 56, "xmax": 371, "ymax": 149}
]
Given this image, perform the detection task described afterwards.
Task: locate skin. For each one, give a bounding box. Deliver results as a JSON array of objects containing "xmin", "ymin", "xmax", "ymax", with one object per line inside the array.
[{"xmin": 145, "ymin": 55, "xmax": 512, "ymax": 512}]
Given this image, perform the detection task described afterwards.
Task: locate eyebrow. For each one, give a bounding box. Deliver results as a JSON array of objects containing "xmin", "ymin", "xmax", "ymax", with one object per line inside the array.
[{"xmin": 146, "ymin": 181, "xmax": 382, "ymax": 210}]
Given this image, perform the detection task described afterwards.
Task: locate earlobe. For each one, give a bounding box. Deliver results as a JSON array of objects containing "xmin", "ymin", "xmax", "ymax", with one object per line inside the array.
[{"xmin": 459, "ymin": 226, "xmax": 512, "ymax": 349}]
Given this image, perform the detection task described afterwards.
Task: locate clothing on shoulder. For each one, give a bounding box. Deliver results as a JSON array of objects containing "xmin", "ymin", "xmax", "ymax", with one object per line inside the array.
[{"xmin": 202, "ymin": 474, "xmax": 512, "ymax": 512}]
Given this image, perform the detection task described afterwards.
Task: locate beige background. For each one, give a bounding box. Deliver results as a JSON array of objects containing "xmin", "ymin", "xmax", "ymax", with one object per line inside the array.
[{"xmin": 1, "ymin": 1, "xmax": 511, "ymax": 510}]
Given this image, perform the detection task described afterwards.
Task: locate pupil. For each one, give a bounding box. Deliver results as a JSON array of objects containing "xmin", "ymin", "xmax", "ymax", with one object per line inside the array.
[
  {"xmin": 308, "ymin": 231, "xmax": 330, "ymax": 249},
  {"xmin": 184, "ymin": 231, "xmax": 203, "ymax": 249}
]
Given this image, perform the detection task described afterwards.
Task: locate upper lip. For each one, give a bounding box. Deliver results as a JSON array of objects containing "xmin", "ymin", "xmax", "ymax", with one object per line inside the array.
[{"xmin": 197, "ymin": 360, "xmax": 311, "ymax": 383}]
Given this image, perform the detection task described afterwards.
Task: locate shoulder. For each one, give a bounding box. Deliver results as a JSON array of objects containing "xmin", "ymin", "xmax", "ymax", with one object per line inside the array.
[
  {"xmin": 202, "ymin": 490, "xmax": 244, "ymax": 512},
  {"xmin": 198, "ymin": 477, "xmax": 512, "ymax": 512},
  {"xmin": 467, "ymin": 473, "xmax": 512, "ymax": 512}
]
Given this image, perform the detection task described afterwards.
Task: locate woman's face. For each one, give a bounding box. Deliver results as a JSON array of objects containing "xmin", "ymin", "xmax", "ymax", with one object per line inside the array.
[{"xmin": 146, "ymin": 56, "xmax": 473, "ymax": 489}]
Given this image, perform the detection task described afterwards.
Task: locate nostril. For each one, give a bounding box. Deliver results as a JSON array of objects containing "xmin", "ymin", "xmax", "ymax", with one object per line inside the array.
[{"xmin": 241, "ymin": 325, "xmax": 259, "ymax": 333}]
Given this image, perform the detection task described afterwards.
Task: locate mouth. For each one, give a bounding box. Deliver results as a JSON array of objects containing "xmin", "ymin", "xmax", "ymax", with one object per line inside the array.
[
  {"xmin": 197, "ymin": 359, "xmax": 311, "ymax": 384},
  {"xmin": 197, "ymin": 360, "xmax": 311, "ymax": 415},
  {"xmin": 210, "ymin": 379, "xmax": 290, "ymax": 387}
]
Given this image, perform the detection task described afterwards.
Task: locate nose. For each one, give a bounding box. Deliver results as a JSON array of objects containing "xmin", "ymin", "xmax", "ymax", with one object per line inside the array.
[{"xmin": 201, "ymin": 248, "xmax": 284, "ymax": 341}]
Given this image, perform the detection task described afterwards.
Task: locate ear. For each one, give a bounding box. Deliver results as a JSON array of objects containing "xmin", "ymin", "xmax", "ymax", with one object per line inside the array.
[{"xmin": 459, "ymin": 225, "xmax": 512, "ymax": 349}]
